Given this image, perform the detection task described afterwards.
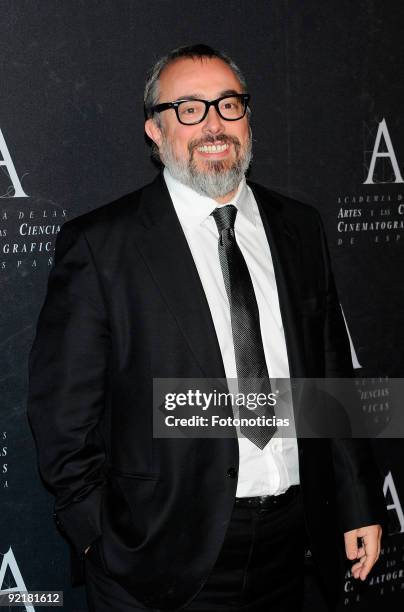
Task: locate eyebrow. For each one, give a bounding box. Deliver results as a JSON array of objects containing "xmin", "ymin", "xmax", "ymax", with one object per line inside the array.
[{"xmin": 173, "ymin": 89, "xmax": 242, "ymax": 102}]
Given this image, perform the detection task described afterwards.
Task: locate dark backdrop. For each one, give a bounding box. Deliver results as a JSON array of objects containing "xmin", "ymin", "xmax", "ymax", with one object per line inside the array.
[{"xmin": 0, "ymin": 1, "xmax": 403, "ymax": 610}]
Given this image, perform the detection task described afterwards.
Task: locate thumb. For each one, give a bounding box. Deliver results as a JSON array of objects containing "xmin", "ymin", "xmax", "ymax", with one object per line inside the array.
[{"xmin": 344, "ymin": 530, "xmax": 359, "ymax": 560}]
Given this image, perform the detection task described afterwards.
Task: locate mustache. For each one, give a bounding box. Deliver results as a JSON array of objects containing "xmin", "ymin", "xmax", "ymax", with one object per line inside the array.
[{"xmin": 188, "ymin": 134, "xmax": 241, "ymax": 154}]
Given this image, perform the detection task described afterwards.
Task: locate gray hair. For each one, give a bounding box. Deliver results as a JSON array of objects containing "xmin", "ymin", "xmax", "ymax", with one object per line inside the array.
[{"xmin": 144, "ymin": 44, "xmax": 248, "ymax": 126}]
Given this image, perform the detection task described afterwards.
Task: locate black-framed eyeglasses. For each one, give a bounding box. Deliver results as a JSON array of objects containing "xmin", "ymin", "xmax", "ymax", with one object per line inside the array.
[{"xmin": 150, "ymin": 93, "xmax": 250, "ymax": 125}]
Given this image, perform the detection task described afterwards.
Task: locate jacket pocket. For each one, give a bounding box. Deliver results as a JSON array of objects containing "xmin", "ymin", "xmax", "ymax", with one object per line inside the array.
[{"xmin": 110, "ymin": 468, "xmax": 159, "ymax": 481}]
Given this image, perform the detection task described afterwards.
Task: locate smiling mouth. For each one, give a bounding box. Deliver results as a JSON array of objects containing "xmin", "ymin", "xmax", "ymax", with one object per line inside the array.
[{"xmin": 197, "ymin": 143, "xmax": 230, "ymax": 154}]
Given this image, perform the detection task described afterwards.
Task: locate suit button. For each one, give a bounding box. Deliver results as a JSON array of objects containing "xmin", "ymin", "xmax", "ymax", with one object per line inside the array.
[{"xmin": 227, "ymin": 467, "xmax": 237, "ymax": 479}]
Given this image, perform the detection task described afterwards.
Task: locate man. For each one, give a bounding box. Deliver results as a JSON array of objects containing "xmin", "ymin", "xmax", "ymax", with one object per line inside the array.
[{"xmin": 28, "ymin": 45, "xmax": 384, "ymax": 611}]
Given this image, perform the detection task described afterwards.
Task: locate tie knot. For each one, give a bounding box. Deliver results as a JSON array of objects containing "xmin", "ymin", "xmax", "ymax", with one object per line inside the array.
[{"xmin": 212, "ymin": 205, "xmax": 237, "ymax": 233}]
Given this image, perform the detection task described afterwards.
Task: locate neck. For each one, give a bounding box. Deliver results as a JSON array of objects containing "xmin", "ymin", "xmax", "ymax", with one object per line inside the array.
[{"xmin": 214, "ymin": 186, "xmax": 238, "ymax": 204}]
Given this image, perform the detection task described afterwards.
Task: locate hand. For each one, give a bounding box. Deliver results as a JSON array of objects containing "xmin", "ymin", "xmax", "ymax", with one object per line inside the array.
[{"xmin": 344, "ymin": 524, "xmax": 382, "ymax": 581}]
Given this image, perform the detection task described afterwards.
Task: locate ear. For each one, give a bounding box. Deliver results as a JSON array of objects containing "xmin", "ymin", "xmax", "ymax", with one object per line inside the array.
[{"xmin": 145, "ymin": 118, "xmax": 163, "ymax": 148}]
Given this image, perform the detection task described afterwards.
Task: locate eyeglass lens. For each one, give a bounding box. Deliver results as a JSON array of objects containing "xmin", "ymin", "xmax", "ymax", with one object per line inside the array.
[{"xmin": 178, "ymin": 96, "xmax": 246, "ymax": 124}]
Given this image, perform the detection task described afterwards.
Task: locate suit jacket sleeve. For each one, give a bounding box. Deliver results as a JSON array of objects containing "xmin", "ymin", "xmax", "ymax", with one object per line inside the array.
[
  {"xmin": 28, "ymin": 220, "xmax": 109, "ymax": 554},
  {"xmin": 317, "ymin": 211, "xmax": 386, "ymax": 533}
]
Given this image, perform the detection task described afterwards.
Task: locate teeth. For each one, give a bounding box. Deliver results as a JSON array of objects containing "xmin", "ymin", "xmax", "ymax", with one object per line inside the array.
[{"xmin": 197, "ymin": 143, "xmax": 229, "ymax": 153}]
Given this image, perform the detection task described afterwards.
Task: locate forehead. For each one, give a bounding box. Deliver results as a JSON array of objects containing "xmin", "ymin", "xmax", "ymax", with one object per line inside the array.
[{"xmin": 158, "ymin": 57, "xmax": 243, "ymax": 102}]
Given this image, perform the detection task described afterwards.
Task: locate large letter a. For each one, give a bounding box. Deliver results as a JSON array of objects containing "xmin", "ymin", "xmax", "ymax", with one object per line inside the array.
[
  {"xmin": 364, "ymin": 118, "xmax": 403, "ymax": 184},
  {"xmin": 0, "ymin": 128, "xmax": 28, "ymax": 197},
  {"xmin": 0, "ymin": 547, "xmax": 35, "ymax": 611}
]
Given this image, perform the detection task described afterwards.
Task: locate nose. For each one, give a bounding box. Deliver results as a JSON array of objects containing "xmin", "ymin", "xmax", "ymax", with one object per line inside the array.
[{"xmin": 202, "ymin": 104, "xmax": 225, "ymax": 135}]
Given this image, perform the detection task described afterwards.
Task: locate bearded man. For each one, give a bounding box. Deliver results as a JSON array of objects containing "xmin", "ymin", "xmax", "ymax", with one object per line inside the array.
[{"xmin": 28, "ymin": 44, "xmax": 384, "ymax": 611}]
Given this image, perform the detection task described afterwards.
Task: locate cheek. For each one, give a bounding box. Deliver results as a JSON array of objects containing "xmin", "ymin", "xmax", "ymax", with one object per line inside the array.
[
  {"xmin": 238, "ymin": 126, "xmax": 250, "ymax": 146},
  {"xmin": 173, "ymin": 130, "xmax": 198, "ymax": 158},
  {"xmin": 177, "ymin": 136, "xmax": 190, "ymax": 156},
  {"xmin": 233, "ymin": 119, "xmax": 249, "ymax": 143}
]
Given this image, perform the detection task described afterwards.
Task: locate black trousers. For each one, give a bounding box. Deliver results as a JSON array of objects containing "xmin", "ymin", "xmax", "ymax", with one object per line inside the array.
[{"xmin": 85, "ymin": 488, "xmax": 306, "ymax": 611}]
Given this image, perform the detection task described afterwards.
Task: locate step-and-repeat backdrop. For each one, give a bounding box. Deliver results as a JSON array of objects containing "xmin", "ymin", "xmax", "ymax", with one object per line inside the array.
[{"xmin": 1, "ymin": 2, "xmax": 403, "ymax": 610}]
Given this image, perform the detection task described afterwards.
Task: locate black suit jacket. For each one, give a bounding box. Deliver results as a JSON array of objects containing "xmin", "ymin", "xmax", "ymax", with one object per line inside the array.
[{"xmin": 28, "ymin": 174, "xmax": 385, "ymax": 610}]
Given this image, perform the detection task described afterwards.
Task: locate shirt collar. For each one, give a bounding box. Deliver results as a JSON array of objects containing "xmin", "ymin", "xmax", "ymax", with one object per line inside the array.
[{"xmin": 163, "ymin": 167, "xmax": 255, "ymax": 230}]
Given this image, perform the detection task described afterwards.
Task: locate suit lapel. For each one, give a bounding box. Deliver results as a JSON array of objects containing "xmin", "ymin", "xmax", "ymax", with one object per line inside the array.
[
  {"xmin": 248, "ymin": 182, "xmax": 306, "ymax": 378},
  {"xmin": 132, "ymin": 174, "xmax": 226, "ymax": 379}
]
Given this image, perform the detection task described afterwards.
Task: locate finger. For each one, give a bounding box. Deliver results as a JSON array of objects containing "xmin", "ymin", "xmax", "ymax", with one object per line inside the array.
[
  {"xmin": 363, "ymin": 532, "xmax": 379, "ymax": 559},
  {"xmin": 356, "ymin": 546, "xmax": 365, "ymax": 558},
  {"xmin": 358, "ymin": 553, "xmax": 377, "ymax": 581},
  {"xmin": 351, "ymin": 556, "xmax": 366, "ymax": 577},
  {"xmin": 357, "ymin": 535, "xmax": 379, "ymax": 581},
  {"xmin": 344, "ymin": 531, "xmax": 358, "ymax": 560}
]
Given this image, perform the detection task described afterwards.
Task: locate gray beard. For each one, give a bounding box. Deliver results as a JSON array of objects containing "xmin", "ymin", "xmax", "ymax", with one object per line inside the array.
[{"xmin": 159, "ymin": 132, "xmax": 252, "ymax": 199}]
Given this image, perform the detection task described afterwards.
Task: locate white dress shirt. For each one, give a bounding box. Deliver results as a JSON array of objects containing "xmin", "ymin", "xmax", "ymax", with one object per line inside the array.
[{"xmin": 164, "ymin": 168, "xmax": 300, "ymax": 497}]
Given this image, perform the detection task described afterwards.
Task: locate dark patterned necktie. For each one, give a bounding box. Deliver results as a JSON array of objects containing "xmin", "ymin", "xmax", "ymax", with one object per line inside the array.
[{"xmin": 212, "ymin": 204, "xmax": 277, "ymax": 449}]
